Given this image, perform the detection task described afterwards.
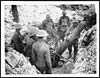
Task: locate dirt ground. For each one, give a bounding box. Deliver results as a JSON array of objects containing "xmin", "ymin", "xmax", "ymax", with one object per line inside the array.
[
  {"xmin": 52, "ymin": 59, "xmax": 74, "ymax": 74},
  {"xmin": 52, "ymin": 49, "xmax": 74, "ymax": 74}
]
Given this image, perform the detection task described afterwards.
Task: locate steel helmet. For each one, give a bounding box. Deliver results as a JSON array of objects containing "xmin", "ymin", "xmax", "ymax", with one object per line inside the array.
[
  {"xmin": 28, "ymin": 26, "xmax": 40, "ymax": 36},
  {"xmin": 36, "ymin": 30, "xmax": 49, "ymax": 37}
]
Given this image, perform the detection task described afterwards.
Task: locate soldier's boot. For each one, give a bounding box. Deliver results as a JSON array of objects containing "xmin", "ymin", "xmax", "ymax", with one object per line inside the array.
[
  {"xmin": 73, "ymin": 52, "xmax": 77, "ymax": 62},
  {"xmin": 73, "ymin": 42, "xmax": 78, "ymax": 62},
  {"xmin": 68, "ymin": 45, "xmax": 72, "ymax": 59}
]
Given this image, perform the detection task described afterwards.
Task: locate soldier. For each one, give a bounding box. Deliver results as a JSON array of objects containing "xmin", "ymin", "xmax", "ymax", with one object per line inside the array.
[
  {"xmin": 65, "ymin": 19, "xmax": 79, "ymax": 62},
  {"xmin": 41, "ymin": 14, "xmax": 58, "ymax": 38},
  {"xmin": 31, "ymin": 30, "xmax": 52, "ymax": 74},
  {"xmin": 41, "ymin": 14, "xmax": 59, "ymax": 48},
  {"xmin": 11, "ymin": 23, "xmax": 25, "ymax": 54},
  {"xmin": 58, "ymin": 10, "xmax": 70, "ymax": 41},
  {"xmin": 24, "ymin": 26, "xmax": 39, "ymax": 63},
  {"xmin": 41, "ymin": 14, "xmax": 55, "ymax": 32}
]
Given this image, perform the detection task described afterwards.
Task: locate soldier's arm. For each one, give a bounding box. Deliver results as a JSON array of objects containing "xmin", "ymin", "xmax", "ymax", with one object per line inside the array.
[
  {"xmin": 51, "ymin": 19, "xmax": 55, "ymax": 29},
  {"xmin": 59, "ymin": 17, "xmax": 62, "ymax": 25},
  {"xmin": 40, "ymin": 20, "xmax": 46, "ymax": 29},
  {"xmin": 44, "ymin": 46, "xmax": 52, "ymax": 73},
  {"xmin": 13, "ymin": 34, "xmax": 21, "ymax": 52},
  {"xmin": 18, "ymin": 34, "xmax": 26, "ymax": 49},
  {"xmin": 65, "ymin": 25, "xmax": 73, "ymax": 36},
  {"xmin": 31, "ymin": 44, "xmax": 36, "ymax": 65},
  {"xmin": 65, "ymin": 16, "xmax": 70, "ymax": 26}
]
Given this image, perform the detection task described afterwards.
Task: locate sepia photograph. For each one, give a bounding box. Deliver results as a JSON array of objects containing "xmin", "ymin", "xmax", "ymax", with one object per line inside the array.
[{"xmin": 1, "ymin": 1, "xmax": 99, "ymax": 77}]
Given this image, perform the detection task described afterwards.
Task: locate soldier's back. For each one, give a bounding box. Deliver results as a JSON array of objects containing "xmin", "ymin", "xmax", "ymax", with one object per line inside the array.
[{"xmin": 32, "ymin": 41, "xmax": 49, "ymax": 68}]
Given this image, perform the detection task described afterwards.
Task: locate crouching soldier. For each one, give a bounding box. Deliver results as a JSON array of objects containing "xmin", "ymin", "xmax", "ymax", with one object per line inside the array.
[{"xmin": 31, "ymin": 30, "xmax": 52, "ymax": 74}]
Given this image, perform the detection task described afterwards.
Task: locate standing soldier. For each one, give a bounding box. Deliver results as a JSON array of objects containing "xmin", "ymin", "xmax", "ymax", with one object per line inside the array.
[
  {"xmin": 41, "ymin": 14, "xmax": 59, "ymax": 48},
  {"xmin": 41, "ymin": 14, "xmax": 55, "ymax": 33},
  {"xmin": 24, "ymin": 26, "xmax": 39, "ymax": 64},
  {"xmin": 65, "ymin": 19, "xmax": 79, "ymax": 62},
  {"xmin": 11, "ymin": 23, "xmax": 25, "ymax": 54},
  {"xmin": 31, "ymin": 30, "xmax": 52, "ymax": 74},
  {"xmin": 58, "ymin": 10, "xmax": 70, "ymax": 41}
]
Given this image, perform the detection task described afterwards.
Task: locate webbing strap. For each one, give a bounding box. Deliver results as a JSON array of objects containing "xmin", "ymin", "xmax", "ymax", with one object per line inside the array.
[{"xmin": 55, "ymin": 52, "xmax": 64, "ymax": 59}]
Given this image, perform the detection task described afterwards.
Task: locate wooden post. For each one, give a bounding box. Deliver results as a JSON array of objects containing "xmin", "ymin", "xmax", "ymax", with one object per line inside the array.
[{"xmin": 11, "ymin": 5, "xmax": 19, "ymax": 23}]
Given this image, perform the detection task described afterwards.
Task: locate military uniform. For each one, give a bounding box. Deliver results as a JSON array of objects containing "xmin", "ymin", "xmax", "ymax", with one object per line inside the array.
[
  {"xmin": 24, "ymin": 36, "xmax": 35, "ymax": 58},
  {"xmin": 58, "ymin": 15, "xmax": 70, "ymax": 41},
  {"xmin": 31, "ymin": 39, "xmax": 52, "ymax": 74},
  {"xmin": 41, "ymin": 18, "xmax": 55, "ymax": 37},
  {"xmin": 24, "ymin": 26, "xmax": 39, "ymax": 63},
  {"xmin": 12, "ymin": 31, "xmax": 25, "ymax": 54},
  {"xmin": 65, "ymin": 21, "xmax": 79, "ymax": 62},
  {"xmin": 41, "ymin": 17, "xmax": 59, "ymax": 47}
]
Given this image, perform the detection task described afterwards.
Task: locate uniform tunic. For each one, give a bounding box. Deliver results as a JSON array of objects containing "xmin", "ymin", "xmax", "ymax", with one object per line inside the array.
[
  {"xmin": 58, "ymin": 15, "xmax": 70, "ymax": 41},
  {"xmin": 12, "ymin": 31, "xmax": 25, "ymax": 54},
  {"xmin": 31, "ymin": 39, "xmax": 52, "ymax": 73}
]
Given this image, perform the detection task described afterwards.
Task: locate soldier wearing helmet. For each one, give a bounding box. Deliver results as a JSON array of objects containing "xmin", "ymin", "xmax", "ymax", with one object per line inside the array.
[
  {"xmin": 24, "ymin": 26, "xmax": 39, "ymax": 62},
  {"xmin": 41, "ymin": 14, "xmax": 54, "ymax": 31},
  {"xmin": 58, "ymin": 10, "xmax": 70, "ymax": 41},
  {"xmin": 31, "ymin": 30, "xmax": 52, "ymax": 74},
  {"xmin": 11, "ymin": 23, "xmax": 25, "ymax": 54},
  {"xmin": 41, "ymin": 14, "xmax": 56, "ymax": 39}
]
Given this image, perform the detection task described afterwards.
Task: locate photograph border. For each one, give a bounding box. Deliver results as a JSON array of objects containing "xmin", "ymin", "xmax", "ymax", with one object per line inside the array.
[{"xmin": 1, "ymin": 1, "xmax": 99, "ymax": 77}]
